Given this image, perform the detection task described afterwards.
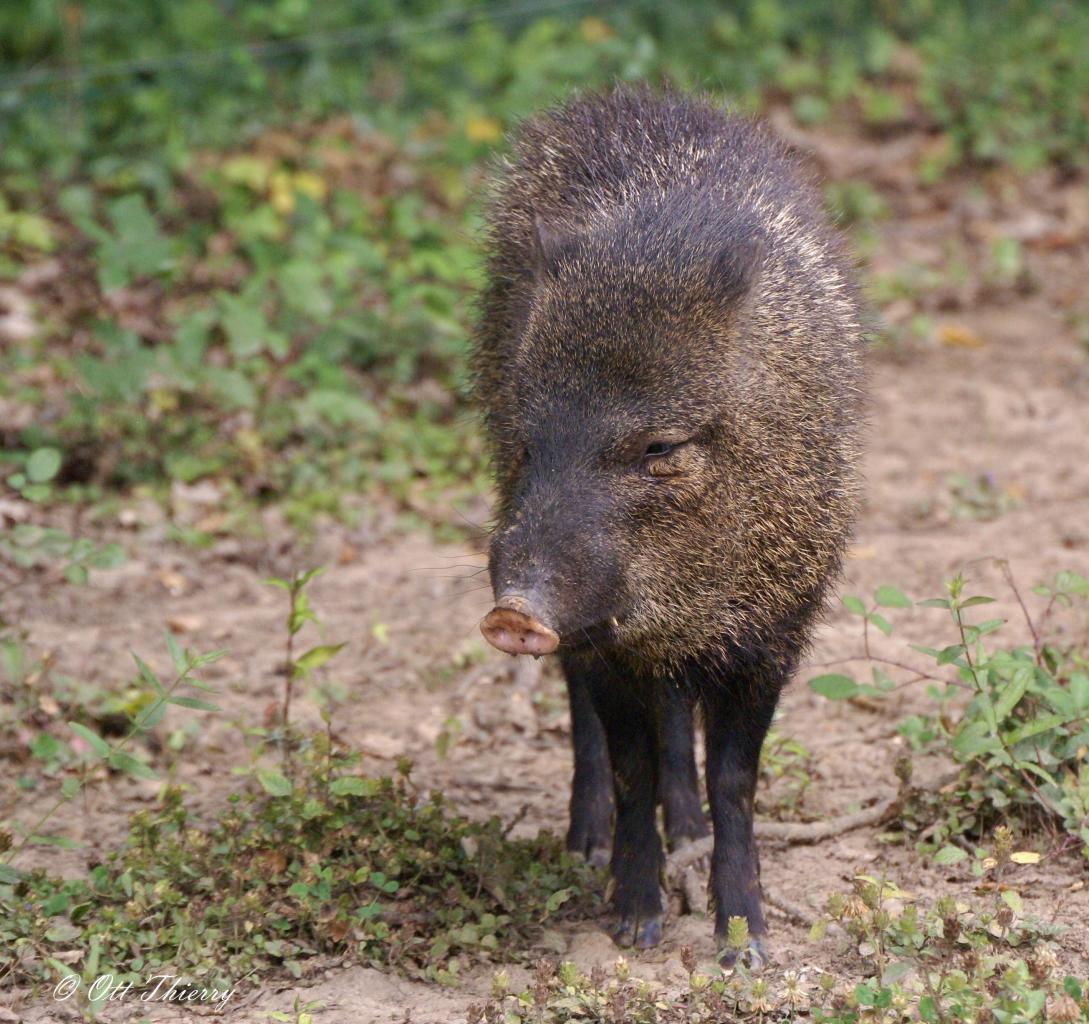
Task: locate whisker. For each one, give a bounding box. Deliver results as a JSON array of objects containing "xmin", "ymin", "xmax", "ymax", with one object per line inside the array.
[
  {"xmin": 579, "ymin": 626, "xmax": 617, "ymax": 681},
  {"xmin": 423, "ymin": 572, "xmax": 490, "ymax": 581},
  {"xmin": 423, "ymin": 551, "xmax": 488, "ymax": 560},
  {"xmin": 433, "ymin": 584, "xmax": 495, "ymax": 607},
  {"xmin": 571, "ymin": 625, "xmax": 644, "ymax": 681},
  {"xmin": 450, "ymin": 504, "xmax": 492, "ymax": 534},
  {"xmin": 410, "ymin": 565, "xmax": 490, "ymax": 576}
]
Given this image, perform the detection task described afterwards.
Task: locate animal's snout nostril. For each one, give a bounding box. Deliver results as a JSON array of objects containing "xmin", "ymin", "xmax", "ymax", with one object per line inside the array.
[{"xmin": 480, "ymin": 601, "xmax": 559, "ymax": 657}]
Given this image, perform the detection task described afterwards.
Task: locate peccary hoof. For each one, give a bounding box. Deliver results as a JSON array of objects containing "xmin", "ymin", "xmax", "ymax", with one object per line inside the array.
[
  {"xmin": 567, "ymin": 842, "xmax": 611, "ymax": 870},
  {"xmin": 587, "ymin": 846, "xmax": 611, "ymax": 869},
  {"xmin": 565, "ymin": 816, "xmax": 612, "ymax": 868},
  {"xmin": 717, "ymin": 937, "xmax": 767, "ymax": 971},
  {"xmin": 610, "ymin": 914, "xmax": 663, "ymax": 949}
]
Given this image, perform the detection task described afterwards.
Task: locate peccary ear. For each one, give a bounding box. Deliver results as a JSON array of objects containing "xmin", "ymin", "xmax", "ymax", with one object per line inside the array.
[
  {"xmin": 530, "ymin": 214, "xmax": 582, "ymax": 279},
  {"xmin": 711, "ymin": 227, "xmax": 765, "ymax": 305}
]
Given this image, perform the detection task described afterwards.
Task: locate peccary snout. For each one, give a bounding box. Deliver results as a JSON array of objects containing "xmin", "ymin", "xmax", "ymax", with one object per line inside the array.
[
  {"xmin": 482, "ymin": 460, "xmax": 628, "ymax": 655},
  {"xmin": 480, "ymin": 595, "xmax": 559, "ymax": 656}
]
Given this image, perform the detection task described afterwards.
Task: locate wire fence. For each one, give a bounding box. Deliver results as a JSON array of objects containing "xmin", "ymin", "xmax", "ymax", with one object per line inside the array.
[{"xmin": 0, "ymin": 0, "xmax": 605, "ymax": 95}]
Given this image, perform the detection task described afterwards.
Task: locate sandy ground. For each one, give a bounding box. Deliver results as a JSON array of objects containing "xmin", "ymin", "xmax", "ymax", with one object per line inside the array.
[{"xmin": 3, "ymin": 121, "xmax": 1089, "ymax": 1022}]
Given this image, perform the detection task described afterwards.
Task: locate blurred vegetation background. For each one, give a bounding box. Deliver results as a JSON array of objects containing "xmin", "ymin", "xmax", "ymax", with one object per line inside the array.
[
  {"xmin": 4, "ymin": 8, "xmax": 1089, "ymax": 1010},
  {"xmin": 2, "ymin": 0, "xmax": 1088, "ymax": 534}
]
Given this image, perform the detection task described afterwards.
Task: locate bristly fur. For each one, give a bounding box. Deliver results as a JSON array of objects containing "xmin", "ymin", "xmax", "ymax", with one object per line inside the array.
[{"xmin": 472, "ymin": 84, "xmax": 866, "ymax": 675}]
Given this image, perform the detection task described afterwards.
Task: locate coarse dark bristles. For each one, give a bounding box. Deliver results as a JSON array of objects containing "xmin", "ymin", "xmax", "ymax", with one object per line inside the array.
[{"xmin": 472, "ymin": 84, "xmax": 866, "ymax": 674}]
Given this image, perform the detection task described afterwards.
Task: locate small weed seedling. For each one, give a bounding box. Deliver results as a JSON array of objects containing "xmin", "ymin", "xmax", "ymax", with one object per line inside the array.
[{"xmin": 263, "ymin": 567, "xmax": 345, "ymax": 754}]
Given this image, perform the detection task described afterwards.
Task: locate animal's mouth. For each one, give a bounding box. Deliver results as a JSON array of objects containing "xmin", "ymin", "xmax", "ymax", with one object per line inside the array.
[{"xmin": 566, "ymin": 614, "xmax": 626, "ymax": 651}]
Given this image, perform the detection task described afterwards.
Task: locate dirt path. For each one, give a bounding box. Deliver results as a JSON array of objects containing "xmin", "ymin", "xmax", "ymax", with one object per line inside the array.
[{"xmin": 5, "ymin": 141, "xmax": 1089, "ymax": 1022}]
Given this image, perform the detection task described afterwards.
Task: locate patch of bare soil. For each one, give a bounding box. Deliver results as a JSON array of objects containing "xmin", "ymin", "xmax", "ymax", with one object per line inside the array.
[{"xmin": 4, "ymin": 132, "xmax": 1089, "ymax": 1022}]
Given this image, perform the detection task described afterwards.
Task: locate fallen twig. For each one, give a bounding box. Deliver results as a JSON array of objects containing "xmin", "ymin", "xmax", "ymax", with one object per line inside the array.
[
  {"xmin": 665, "ymin": 796, "xmax": 900, "ymax": 878},
  {"xmin": 755, "ymin": 796, "xmax": 900, "ymax": 843},
  {"xmin": 501, "ymin": 802, "xmax": 531, "ymax": 838},
  {"xmin": 763, "ymin": 891, "xmax": 819, "ymax": 929},
  {"xmin": 680, "ymin": 865, "xmax": 707, "ymax": 916}
]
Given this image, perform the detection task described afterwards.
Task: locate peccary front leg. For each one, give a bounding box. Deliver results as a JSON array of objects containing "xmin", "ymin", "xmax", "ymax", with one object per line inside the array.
[
  {"xmin": 576, "ymin": 659, "xmax": 663, "ymax": 949},
  {"xmin": 658, "ymin": 683, "xmax": 708, "ymax": 852},
  {"xmin": 701, "ymin": 669, "xmax": 780, "ymax": 967},
  {"xmin": 564, "ymin": 667, "xmax": 614, "ymax": 867}
]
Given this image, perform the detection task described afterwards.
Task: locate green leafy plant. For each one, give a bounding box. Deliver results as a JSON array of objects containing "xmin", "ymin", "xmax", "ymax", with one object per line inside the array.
[
  {"xmin": 1, "ymin": 446, "xmax": 125, "ymax": 601},
  {"xmin": 810, "ymin": 569, "xmax": 1089, "ymax": 855},
  {"xmin": 265, "ymin": 997, "xmax": 325, "ymax": 1024},
  {"xmin": 5, "ymin": 445, "xmax": 61, "ymax": 502},
  {"xmin": 1, "ymin": 637, "xmax": 222, "ymax": 868},
  {"xmin": 85, "ymin": 193, "xmax": 176, "ymax": 292},
  {"xmin": 0, "ymin": 525, "xmax": 124, "ymax": 590},
  {"xmin": 946, "ymin": 471, "xmax": 1020, "ymax": 521},
  {"xmin": 473, "ymin": 872, "xmax": 1088, "ymax": 1024},
  {"xmin": 811, "ymin": 868, "xmax": 1083, "ymax": 1024},
  {"xmin": 0, "ymin": 743, "xmax": 594, "ymax": 1007},
  {"xmin": 4, "ymin": 2, "xmax": 1089, "ymax": 534},
  {"xmin": 758, "ymin": 729, "xmax": 815, "ymax": 819}
]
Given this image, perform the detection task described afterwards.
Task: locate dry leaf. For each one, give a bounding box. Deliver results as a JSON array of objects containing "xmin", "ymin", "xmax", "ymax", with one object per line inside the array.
[
  {"xmin": 466, "ymin": 116, "xmax": 502, "ymax": 143},
  {"xmin": 255, "ymin": 849, "xmax": 287, "ymax": 875},
  {"xmin": 580, "ymin": 16, "xmax": 614, "ymax": 42},
  {"xmin": 939, "ymin": 324, "xmax": 986, "ymax": 348},
  {"xmin": 167, "ymin": 615, "xmax": 203, "ymax": 635},
  {"xmin": 157, "ymin": 569, "xmax": 188, "ymax": 595}
]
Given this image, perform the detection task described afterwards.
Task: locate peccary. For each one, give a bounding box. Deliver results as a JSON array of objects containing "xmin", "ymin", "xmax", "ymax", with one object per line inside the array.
[{"xmin": 473, "ymin": 86, "xmax": 864, "ymax": 963}]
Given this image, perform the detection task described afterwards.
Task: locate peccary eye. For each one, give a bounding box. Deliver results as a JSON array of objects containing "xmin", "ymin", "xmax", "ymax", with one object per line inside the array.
[{"xmin": 640, "ymin": 438, "xmax": 695, "ymax": 478}]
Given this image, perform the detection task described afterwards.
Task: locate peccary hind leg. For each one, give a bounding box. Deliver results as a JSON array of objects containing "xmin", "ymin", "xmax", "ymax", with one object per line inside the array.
[
  {"xmin": 564, "ymin": 669, "xmax": 613, "ymax": 867},
  {"xmin": 658, "ymin": 684, "xmax": 708, "ymax": 852},
  {"xmin": 566, "ymin": 669, "xmax": 706, "ymax": 878},
  {"xmin": 700, "ymin": 660, "xmax": 781, "ymax": 967}
]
